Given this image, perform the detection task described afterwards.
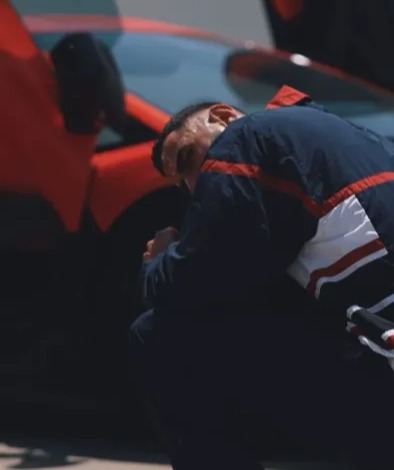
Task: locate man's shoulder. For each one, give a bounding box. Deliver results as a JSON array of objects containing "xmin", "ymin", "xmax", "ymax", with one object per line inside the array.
[
  {"xmin": 248, "ymin": 104, "xmax": 328, "ymax": 126},
  {"xmin": 207, "ymin": 109, "xmax": 281, "ymax": 150},
  {"xmin": 247, "ymin": 105, "xmax": 371, "ymax": 146},
  {"xmin": 208, "ymin": 104, "xmax": 353, "ymax": 158},
  {"xmin": 224, "ymin": 106, "xmax": 330, "ymax": 136}
]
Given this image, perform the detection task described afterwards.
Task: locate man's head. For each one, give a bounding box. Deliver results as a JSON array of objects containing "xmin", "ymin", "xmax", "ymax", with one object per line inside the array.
[{"xmin": 152, "ymin": 102, "xmax": 244, "ymax": 192}]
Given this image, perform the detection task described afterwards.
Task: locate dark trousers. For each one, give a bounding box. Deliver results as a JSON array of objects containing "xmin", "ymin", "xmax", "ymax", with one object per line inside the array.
[{"xmin": 129, "ymin": 286, "xmax": 394, "ymax": 469}]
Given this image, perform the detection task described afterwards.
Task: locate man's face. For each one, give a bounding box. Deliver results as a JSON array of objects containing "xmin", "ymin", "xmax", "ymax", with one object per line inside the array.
[{"xmin": 161, "ymin": 104, "xmax": 243, "ymax": 192}]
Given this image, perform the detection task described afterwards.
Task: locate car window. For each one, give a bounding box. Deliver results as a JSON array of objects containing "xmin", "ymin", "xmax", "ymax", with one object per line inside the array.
[
  {"xmin": 95, "ymin": 115, "xmax": 158, "ymax": 153},
  {"xmin": 32, "ymin": 31, "xmax": 394, "ymax": 139}
]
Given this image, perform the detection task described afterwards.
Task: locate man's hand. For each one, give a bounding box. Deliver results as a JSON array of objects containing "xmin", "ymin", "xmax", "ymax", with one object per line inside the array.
[{"xmin": 143, "ymin": 227, "xmax": 180, "ymax": 262}]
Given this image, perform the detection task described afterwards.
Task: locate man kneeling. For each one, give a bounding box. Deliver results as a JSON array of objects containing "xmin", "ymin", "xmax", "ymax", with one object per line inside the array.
[{"xmin": 130, "ymin": 91, "xmax": 394, "ymax": 469}]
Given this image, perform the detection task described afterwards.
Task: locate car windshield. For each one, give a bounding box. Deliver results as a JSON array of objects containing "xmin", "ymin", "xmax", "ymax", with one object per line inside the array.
[{"xmin": 33, "ymin": 31, "xmax": 394, "ymax": 139}]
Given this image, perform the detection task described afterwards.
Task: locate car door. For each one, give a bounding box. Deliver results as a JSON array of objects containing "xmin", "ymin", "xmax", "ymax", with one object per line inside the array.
[
  {"xmin": 264, "ymin": 0, "xmax": 394, "ymax": 92},
  {"xmin": 0, "ymin": 0, "xmax": 100, "ymax": 233},
  {"xmin": 0, "ymin": 1, "xmax": 109, "ymax": 394}
]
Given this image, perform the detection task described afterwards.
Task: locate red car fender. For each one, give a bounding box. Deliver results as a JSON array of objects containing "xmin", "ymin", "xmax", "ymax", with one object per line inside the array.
[
  {"xmin": 89, "ymin": 141, "xmax": 175, "ymax": 232},
  {"xmin": 0, "ymin": 0, "xmax": 97, "ymax": 232},
  {"xmin": 88, "ymin": 92, "xmax": 173, "ymax": 231},
  {"xmin": 124, "ymin": 93, "xmax": 169, "ymax": 133}
]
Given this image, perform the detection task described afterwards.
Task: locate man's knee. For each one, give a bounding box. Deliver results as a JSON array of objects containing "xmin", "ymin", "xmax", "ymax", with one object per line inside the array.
[
  {"xmin": 129, "ymin": 309, "xmax": 156, "ymax": 362},
  {"xmin": 130, "ymin": 308, "xmax": 154, "ymax": 341}
]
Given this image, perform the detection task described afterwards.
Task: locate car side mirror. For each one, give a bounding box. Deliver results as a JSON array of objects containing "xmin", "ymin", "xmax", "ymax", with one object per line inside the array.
[{"xmin": 50, "ymin": 32, "xmax": 126, "ymax": 134}]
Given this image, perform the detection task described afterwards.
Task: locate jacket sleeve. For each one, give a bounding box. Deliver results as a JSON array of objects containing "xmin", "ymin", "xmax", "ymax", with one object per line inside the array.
[
  {"xmin": 141, "ymin": 131, "xmax": 313, "ymax": 313},
  {"xmin": 141, "ymin": 173, "xmax": 268, "ymax": 312}
]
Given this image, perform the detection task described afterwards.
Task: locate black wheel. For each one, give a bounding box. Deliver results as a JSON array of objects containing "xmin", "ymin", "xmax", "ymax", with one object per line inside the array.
[
  {"xmin": 95, "ymin": 185, "xmax": 189, "ymax": 323},
  {"xmin": 78, "ymin": 186, "xmax": 189, "ymax": 438}
]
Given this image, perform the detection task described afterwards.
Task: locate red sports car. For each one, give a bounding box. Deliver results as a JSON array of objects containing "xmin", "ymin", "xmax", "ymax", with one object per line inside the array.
[
  {"xmin": 22, "ymin": 11, "xmax": 394, "ymax": 235},
  {"xmin": 2, "ymin": 0, "xmax": 394, "ymax": 443}
]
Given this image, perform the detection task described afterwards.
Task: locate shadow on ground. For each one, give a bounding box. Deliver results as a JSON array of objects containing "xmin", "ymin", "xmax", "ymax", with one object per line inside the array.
[
  {"xmin": 0, "ymin": 436, "xmax": 350, "ymax": 470},
  {"xmin": 0, "ymin": 436, "xmax": 168, "ymax": 469}
]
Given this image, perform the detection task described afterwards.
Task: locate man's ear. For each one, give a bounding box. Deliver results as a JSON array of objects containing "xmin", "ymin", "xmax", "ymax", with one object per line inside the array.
[{"xmin": 208, "ymin": 104, "xmax": 239, "ymax": 126}]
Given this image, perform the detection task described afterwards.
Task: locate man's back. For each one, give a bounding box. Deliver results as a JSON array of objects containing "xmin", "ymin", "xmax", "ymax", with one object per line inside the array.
[{"xmin": 206, "ymin": 105, "xmax": 394, "ymax": 322}]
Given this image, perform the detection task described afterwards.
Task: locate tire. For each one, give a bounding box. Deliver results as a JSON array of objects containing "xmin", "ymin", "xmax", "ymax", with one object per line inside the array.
[
  {"xmin": 96, "ymin": 185, "xmax": 189, "ymax": 322},
  {"xmin": 79, "ymin": 186, "xmax": 189, "ymax": 437}
]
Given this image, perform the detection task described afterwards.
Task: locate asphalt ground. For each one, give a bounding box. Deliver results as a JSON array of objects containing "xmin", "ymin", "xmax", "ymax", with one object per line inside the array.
[{"xmin": 0, "ymin": 437, "xmax": 349, "ymax": 470}]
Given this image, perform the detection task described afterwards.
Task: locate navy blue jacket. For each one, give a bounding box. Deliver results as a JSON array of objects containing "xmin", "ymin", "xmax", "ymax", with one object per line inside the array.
[{"xmin": 142, "ymin": 96, "xmax": 394, "ymax": 355}]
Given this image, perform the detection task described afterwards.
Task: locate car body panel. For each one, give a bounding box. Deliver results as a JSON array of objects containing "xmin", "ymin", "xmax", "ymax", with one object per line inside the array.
[
  {"xmin": 124, "ymin": 92, "xmax": 168, "ymax": 133},
  {"xmin": 89, "ymin": 92, "xmax": 174, "ymax": 231},
  {"xmin": 90, "ymin": 141, "xmax": 174, "ymax": 231},
  {"xmin": 0, "ymin": 1, "xmax": 98, "ymax": 232}
]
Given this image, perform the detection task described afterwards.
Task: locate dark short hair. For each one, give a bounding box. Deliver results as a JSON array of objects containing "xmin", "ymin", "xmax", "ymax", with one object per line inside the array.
[{"xmin": 152, "ymin": 101, "xmax": 220, "ymax": 174}]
